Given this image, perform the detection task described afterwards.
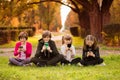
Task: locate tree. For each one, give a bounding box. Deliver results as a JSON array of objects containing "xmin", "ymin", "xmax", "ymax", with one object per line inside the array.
[
  {"xmin": 0, "ymin": 0, "xmax": 33, "ymax": 26},
  {"xmin": 38, "ymin": 2, "xmax": 56, "ymax": 30},
  {"xmin": 0, "ymin": 0, "xmax": 114, "ymax": 42},
  {"xmin": 29, "ymin": 0, "xmax": 113, "ymax": 42},
  {"xmin": 110, "ymin": 0, "xmax": 120, "ymax": 24},
  {"xmin": 55, "ymin": 0, "xmax": 113, "ymax": 42}
]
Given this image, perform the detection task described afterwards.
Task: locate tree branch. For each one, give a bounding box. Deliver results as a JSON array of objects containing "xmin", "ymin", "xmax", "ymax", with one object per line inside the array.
[
  {"xmin": 75, "ymin": 0, "xmax": 91, "ymax": 11},
  {"xmin": 101, "ymin": 0, "xmax": 113, "ymax": 13},
  {"xmin": 27, "ymin": 0, "xmax": 77, "ymax": 13}
]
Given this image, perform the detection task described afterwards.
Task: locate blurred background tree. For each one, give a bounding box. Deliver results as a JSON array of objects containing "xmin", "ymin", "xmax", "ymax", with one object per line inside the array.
[{"xmin": 0, "ymin": 0, "xmax": 120, "ymax": 46}]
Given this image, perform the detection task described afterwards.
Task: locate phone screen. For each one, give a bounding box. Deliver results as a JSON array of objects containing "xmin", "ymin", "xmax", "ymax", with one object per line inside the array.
[
  {"xmin": 44, "ymin": 42, "xmax": 49, "ymax": 48},
  {"xmin": 67, "ymin": 44, "xmax": 71, "ymax": 48}
]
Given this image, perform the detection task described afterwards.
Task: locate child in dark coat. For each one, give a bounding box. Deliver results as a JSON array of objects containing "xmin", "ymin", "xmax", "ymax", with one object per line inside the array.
[
  {"xmin": 31, "ymin": 30, "xmax": 64, "ymax": 67},
  {"xmin": 80, "ymin": 35, "xmax": 105, "ymax": 66}
]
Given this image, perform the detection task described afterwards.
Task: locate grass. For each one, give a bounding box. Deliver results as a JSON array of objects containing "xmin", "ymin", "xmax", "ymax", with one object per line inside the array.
[
  {"xmin": 72, "ymin": 37, "xmax": 83, "ymax": 48},
  {"xmin": 0, "ymin": 41, "xmax": 16, "ymax": 48},
  {"xmin": 0, "ymin": 55, "xmax": 120, "ymax": 80}
]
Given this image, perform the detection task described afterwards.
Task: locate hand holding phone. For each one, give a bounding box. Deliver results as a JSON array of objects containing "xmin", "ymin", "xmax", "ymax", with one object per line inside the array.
[
  {"xmin": 67, "ymin": 44, "xmax": 71, "ymax": 48},
  {"xmin": 44, "ymin": 42, "xmax": 49, "ymax": 49}
]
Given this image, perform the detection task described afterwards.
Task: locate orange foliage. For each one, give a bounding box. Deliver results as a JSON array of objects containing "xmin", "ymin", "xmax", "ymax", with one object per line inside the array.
[{"xmin": 10, "ymin": 17, "xmax": 19, "ymax": 27}]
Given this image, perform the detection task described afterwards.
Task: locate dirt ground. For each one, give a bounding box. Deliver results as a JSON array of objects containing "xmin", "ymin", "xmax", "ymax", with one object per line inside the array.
[{"xmin": 0, "ymin": 46, "xmax": 120, "ymax": 58}]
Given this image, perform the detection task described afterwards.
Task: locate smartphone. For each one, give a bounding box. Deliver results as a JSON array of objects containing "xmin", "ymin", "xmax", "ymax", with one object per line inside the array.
[
  {"xmin": 67, "ymin": 44, "xmax": 71, "ymax": 48},
  {"xmin": 44, "ymin": 42, "xmax": 49, "ymax": 48},
  {"xmin": 19, "ymin": 46, "xmax": 23, "ymax": 51},
  {"xmin": 19, "ymin": 46, "xmax": 23, "ymax": 48}
]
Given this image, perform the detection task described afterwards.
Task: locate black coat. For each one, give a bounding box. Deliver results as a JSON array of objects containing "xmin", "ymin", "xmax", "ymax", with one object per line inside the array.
[
  {"xmin": 82, "ymin": 46, "xmax": 100, "ymax": 60},
  {"xmin": 35, "ymin": 39, "xmax": 59, "ymax": 60}
]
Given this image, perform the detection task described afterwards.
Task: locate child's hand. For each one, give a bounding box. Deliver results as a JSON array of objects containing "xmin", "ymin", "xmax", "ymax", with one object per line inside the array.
[
  {"xmin": 18, "ymin": 48, "xmax": 23, "ymax": 52},
  {"xmin": 71, "ymin": 54, "xmax": 74, "ymax": 58},
  {"xmin": 87, "ymin": 51, "xmax": 95, "ymax": 57},
  {"xmin": 66, "ymin": 47, "xmax": 72, "ymax": 51},
  {"xmin": 22, "ymin": 48, "xmax": 26, "ymax": 52},
  {"xmin": 47, "ymin": 46, "xmax": 52, "ymax": 53},
  {"xmin": 41, "ymin": 45, "xmax": 46, "ymax": 52},
  {"xmin": 87, "ymin": 52, "xmax": 90, "ymax": 57},
  {"xmin": 17, "ymin": 49, "xmax": 21, "ymax": 53}
]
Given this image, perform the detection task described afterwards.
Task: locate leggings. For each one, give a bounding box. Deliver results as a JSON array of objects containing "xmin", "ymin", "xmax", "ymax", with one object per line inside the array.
[{"xmin": 9, "ymin": 57, "xmax": 31, "ymax": 66}]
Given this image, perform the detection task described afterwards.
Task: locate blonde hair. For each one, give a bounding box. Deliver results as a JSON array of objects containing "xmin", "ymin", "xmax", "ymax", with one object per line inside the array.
[{"xmin": 62, "ymin": 34, "xmax": 72, "ymax": 44}]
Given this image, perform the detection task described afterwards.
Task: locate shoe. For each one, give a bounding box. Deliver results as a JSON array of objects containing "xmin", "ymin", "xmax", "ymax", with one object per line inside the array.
[
  {"xmin": 23, "ymin": 63, "xmax": 33, "ymax": 66},
  {"xmin": 61, "ymin": 63, "xmax": 65, "ymax": 66},
  {"xmin": 8, "ymin": 62, "xmax": 13, "ymax": 65},
  {"xmin": 68, "ymin": 63, "xmax": 71, "ymax": 66},
  {"xmin": 77, "ymin": 62, "xmax": 83, "ymax": 66},
  {"xmin": 97, "ymin": 62, "xmax": 106, "ymax": 66},
  {"xmin": 37, "ymin": 62, "xmax": 46, "ymax": 67}
]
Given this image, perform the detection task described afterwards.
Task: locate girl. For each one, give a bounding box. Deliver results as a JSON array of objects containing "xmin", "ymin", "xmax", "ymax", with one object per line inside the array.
[
  {"xmin": 80, "ymin": 35, "xmax": 105, "ymax": 66},
  {"xmin": 9, "ymin": 31, "xmax": 32, "ymax": 66},
  {"xmin": 60, "ymin": 34, "xmax": 81, "ymax": 65},
  {"xmin": 31, "ymin": 30, "xmax": 64, "ymax": 67}
]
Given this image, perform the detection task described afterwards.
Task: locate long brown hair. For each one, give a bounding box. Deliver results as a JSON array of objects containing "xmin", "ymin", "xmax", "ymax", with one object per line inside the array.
[
  {"xmin": 62, "ymin": 34, "xmax": 72, "ymax": 44},
  {"xmin": 83, "ymin": 35, "xmax": 98, "ymax": 50}
]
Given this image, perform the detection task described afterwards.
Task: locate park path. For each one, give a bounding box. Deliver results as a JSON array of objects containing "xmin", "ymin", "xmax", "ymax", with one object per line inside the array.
[
  {"xmin": 0, "ymin": 47, "xmax": 120, "ymax": 58},
  {"xmin": 0, "ymin": 32, "xmax": 120, "ymax": 57}
]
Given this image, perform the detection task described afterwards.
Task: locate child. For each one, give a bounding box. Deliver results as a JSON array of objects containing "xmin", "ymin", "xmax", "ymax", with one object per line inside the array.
[
  {"xmin": 60, "ymin": 34, "xmax": 81, "ymax": 65},
  {"xmin": 30, "ymin": 30, "xmax": 64, "ymax": 67},
  {"xmin": 80, "ymin": 35, "xmax": 105, "ymax": 66},
  {"xmin": 9, "ymin": 31, "xmax": 32, "ymax": 66}
]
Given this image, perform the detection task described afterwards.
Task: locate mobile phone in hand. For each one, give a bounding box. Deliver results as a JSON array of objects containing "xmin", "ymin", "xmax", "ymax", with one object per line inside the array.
[{"xmin": 67, "ymin": 44, "xmax": 71, "ymax": 48}]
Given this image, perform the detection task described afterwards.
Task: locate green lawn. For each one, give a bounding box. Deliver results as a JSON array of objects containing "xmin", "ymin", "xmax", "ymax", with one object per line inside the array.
[{"xmin": 0, "ymin": 55, "xmax": 120, "ymax": 80}]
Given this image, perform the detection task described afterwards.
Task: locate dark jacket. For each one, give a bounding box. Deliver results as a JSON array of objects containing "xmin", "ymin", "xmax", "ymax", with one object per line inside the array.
[
  {"xmin": 35, "ymin": 39, "xmax": 59, "ymax": 60},
  {"xmin": 82, "ymin": 46, "xmax": 100, "ymax": 60}
]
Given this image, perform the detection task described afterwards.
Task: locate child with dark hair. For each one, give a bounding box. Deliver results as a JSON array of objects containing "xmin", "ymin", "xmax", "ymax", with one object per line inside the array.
[
  {"xmin": 60, "ymin": 34, "xmax": 81, "ymax": 65},
  {"xmin": 80, "ymin": 35, "xmax": 105, "ymax": 66},
  {"xmin": 30, "ymin": 30, "xmax": 64, "ymax": 67},
  {"xmin": 9, "ymin": 31, "xmax": 32, "ymax": 66}
]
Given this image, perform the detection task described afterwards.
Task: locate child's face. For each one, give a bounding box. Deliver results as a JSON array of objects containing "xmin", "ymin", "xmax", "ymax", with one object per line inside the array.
[
  {"xmin": 64, "ymin": 39, "xmax": 71, "ymax": 44},
  {"xmin": 43, "ymin": 36, "xmax": 50, "ymax": 42},
  {"xmin": 85, "ymin": 39, "xmax": 94, "ymax": 47},
  {"xmin": 20, "ymin": 37, "xmax": 26, "ymax": 43}
]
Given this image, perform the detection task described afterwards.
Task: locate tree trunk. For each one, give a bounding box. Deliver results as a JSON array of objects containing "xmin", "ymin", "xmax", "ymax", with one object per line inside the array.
[{"xmin": 89, "ymin": 8, "xmax": 102, "ymax": 42}]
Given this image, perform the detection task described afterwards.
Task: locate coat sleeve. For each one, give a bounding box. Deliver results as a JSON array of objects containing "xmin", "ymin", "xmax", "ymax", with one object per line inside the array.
[
  {"xmin": 60, "ymin": 45, "xmax": 65, "ymax": 56},
  {"xmin": 94, "ymin": 47, "xmax": 100, "ymax": 58},
  {"xmin": 25, "ymin": 42, "xmax": 32, "ymax": 57},
  {"xmin": 72, "ymin": 46, "xmax": 76, "ymax": 55},
  {"xmin": 35, "ymin": 41, "xmax": 43, "ymax": 58},
  {"xmin": 14, "ymin": 43, "xmax": 20, "ymax": 56},
  {"xmin": 82, "ymin": 49, "xmax": 87, "ymax": 59},
  {"xmin": 50, "ymin": 41, "xmax": 59, "ymax": 55}
]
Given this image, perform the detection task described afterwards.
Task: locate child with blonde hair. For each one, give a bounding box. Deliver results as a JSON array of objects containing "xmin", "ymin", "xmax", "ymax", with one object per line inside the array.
[{"xmin": 60, "ymin": 34, "xmax": 81, "ymax": 65}]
